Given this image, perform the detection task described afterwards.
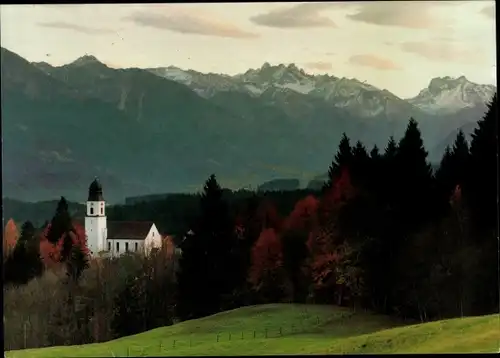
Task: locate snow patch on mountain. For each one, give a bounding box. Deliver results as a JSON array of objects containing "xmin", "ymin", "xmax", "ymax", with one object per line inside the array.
[
  {"xmin": 408, "ymin": 76, "xmax": 496, "ymax": 114},
  {"xmin": 146, "ymin": 64, "xmax": 495, "ymax": 119}
]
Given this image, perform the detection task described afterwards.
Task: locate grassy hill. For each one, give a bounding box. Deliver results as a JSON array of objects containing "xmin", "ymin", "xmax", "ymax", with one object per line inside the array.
[{"xmin": 6, "ymin": 304, "xmax": 499, "ymax": 357}]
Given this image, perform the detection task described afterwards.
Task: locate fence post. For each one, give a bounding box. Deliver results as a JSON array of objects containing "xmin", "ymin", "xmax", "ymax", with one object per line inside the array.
[
  {"xmin": 229, "ymin": 332, "xmax": 232, "ymax": 341},
  {"xmin": 253, "ymin": 330, "xmax": 256, "ymax": 339},
  {"xmin": 23, "ymin": 321, "xmax": 27, "ymax": 349},
  {"xmin": 159, "ymin": 341, "xmax": 163, "ymax": 351},
  {"xmin": 241, "ymin": 331, "xmax": 244, "ymax": 340},
  {"xmin": 173, "ymin": 339, "xmax": 176, "ymax": 348},
  {"xmin": 126, "ymin": 346, "xmax": 130, "ymax": 356}
]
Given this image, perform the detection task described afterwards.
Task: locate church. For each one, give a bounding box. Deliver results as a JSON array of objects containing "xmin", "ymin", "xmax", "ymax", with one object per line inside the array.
[{"xmin": 85, "ymin": 178, "xmax": 162, "ymax": 257}]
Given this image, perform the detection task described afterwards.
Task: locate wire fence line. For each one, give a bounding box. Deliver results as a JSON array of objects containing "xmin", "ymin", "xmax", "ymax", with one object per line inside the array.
[{"xmin": 14, "ymin": 311, "xmax": 356, "ymax": 355}]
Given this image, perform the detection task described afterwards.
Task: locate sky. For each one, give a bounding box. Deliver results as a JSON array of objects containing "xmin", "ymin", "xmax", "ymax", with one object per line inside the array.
[{"xmin": 0, "ymin": 1, "xmax": 496, "ymax": 98}]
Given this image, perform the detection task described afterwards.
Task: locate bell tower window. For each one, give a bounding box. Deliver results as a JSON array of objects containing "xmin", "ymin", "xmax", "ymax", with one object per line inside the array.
[{"xmin": 90, "ymin": 207, "xmax": 94, "ymax": 215}]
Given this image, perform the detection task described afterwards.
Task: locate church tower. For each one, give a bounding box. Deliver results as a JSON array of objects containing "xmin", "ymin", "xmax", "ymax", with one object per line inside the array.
[{"xmin": 85, "ymin": 178, "xmax": 107, "ymax": 256}]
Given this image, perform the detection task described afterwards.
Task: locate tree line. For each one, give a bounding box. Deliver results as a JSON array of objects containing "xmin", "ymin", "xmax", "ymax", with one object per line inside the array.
[{"xmin": 3, "ymin": 94, "xmax": 497, "ymax": 350}]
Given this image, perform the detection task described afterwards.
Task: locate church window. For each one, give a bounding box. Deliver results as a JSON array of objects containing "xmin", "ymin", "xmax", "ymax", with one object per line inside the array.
[
  {"xmin": 116, "ymin": 242, "xmax": 120, "ymax": 252},
  {"xmin": 90, "ymin": 207, "xmax": 94, "ymax": 215},
  {"xmin": 101, "ymin": 207, "xmax": 104, "ymax": 215},
  {"xmin": 125, "ymin": 242, "xmax": 129, "ymax": 252},
  {"xmin": 135, "ymin": 242, "xmax": 138, "ymax": 251},
  {"xmin": 108, "ymin": 242, "xmax": 111, "ymax": 251}
]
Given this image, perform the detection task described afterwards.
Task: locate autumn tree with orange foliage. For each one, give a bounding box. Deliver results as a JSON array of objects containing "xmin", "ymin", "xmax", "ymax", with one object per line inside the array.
[
  {"xmin": 248, "ymin": 228, "xmax": 290, "ymax": 302},
  {"xmin": 3, "ymin": 218, "xmax": 19, "ymax": 259}
]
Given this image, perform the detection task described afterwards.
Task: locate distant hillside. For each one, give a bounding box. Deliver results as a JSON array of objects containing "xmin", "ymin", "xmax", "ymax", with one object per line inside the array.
[
  {"xmin": 257, "ymin": 179, "xmax": 301, "ymax": 192},
  {"xmin": 2, "ymin": 198, "xmax": 86, "ymax": 228}
]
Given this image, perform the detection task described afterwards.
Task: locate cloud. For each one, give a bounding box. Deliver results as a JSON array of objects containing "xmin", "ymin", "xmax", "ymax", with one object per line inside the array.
[
  {"xmin": 125, "ymin": 12, "xmax": 258, "ymax": 38},
  {"xmin": 399, "ymin": 41, "xmax": 482, "ymax": 64},
  {"xmin": 38, "ymin": 21, "xmax": 113, "ymax": 35},
  {"xmin": 349, "ymin": 54, "xmax": 402, "ymax": 71},
  {"xmin": 250, "ymin": 3, "xmax": 337, "ymax": 28},
  {"xmin": 347, "ymin": 2, "xmax": 454, "ymax": 29},
  {"xmin": 303, "ymin": 61, "xmax": 332, "ymax": 71},
  {"xmin": 480, "ymin": 5, "xmax": 495, "ymax": 20}
]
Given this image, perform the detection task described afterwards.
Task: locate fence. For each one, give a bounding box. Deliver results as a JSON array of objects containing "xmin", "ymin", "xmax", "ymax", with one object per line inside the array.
[{"xmin": 112, "ymin": 312, "xmax": 356, "ymax": 357}]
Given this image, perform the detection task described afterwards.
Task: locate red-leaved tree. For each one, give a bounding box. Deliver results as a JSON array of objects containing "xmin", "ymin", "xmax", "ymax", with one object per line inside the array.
[
  {"xmin": 304, "ymin": 168, "xmax": 358, "ymax": 304},
  {"xmin": 39, "ymin": 221, "xmax": 88, "ymax": 269},
  {"xmin": 248, "ymin": 228, "xmax": 290, "ymax": 302},
  {"xmin": 256, "ymin": 200, "xmax": 283, "ymax": 232}
]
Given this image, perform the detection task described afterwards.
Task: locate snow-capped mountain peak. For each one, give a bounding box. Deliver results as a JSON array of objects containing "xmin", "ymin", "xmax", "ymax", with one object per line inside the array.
[
  {"xmin": 146, "ymin": 63, "xmax": 495, "ymax": 118},
  {"xmin": 409, "ymin": 76, "xmax": 496, "ymax": 114}
]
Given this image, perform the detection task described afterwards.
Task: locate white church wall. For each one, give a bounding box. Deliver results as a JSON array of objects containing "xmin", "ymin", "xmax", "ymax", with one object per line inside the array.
[
  {"xmin": 144, "ymin": 224, "xmax": 162, "ymax": 254},
  {"xmin": 107, "ymin": 238, "xmax": 145, "ymax": 257}
]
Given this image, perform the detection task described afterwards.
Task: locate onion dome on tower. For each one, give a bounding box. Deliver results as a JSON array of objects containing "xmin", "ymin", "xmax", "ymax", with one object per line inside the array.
[{"xmin": 88, "ymin": 177, "xmax": 104, "ymax": 201}]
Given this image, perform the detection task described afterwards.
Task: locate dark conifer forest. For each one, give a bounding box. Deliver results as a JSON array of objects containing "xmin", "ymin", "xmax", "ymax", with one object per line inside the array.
[{"xmin": 3, "ymin": 94, "xmax": 498, "ymax": 351}]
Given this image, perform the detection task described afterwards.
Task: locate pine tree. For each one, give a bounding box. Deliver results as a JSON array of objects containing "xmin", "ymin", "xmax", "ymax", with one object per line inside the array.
[
  {"xmin": 326, "ymin": 133, "xmax": 353, "ymax": 188},
  {"xmin": 46, "ymin": 197, "xmax": 74, "ymax": 262},
  {"xmin": 466, "ymin": 93, "xmax": 497, "ymax": 231}
]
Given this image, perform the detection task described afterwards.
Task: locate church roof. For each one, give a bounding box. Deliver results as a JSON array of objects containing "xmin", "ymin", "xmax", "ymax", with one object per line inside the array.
[
  {"xmin": 88, "ymin": 178, "xmax": 104, "ymax": 201},
  {"xmin": 107, "ymin": 221, "xmax": 154, "ymax": 240}
]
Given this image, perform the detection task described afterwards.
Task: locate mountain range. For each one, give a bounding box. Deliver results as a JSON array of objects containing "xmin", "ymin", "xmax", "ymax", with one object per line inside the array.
[{"xmin": 1, "ymin": 47, "xmax": 495, "ymax": 203}]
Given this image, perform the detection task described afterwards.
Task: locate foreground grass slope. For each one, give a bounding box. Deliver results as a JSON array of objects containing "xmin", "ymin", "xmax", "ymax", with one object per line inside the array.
[{"xmin": 7, "ymin": 304, "xmax": 499, "ymax": 357}]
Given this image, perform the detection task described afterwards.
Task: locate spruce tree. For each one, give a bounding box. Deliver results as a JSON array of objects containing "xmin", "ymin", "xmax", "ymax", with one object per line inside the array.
[
  {"xmin": 351, "ymin": 141, "xmax": 370, "ymax": 188},
  {"xmin": 450, "ymin": 130, "xmax": 470, "ymax": 185},
  {"xmin": 435, "ymin": 145, "xmax": 454, "ymax": 204},
  {"xmin": 177, "ymin": 174, "xmax": 236, "ymax": 320},
  {"xmin": 395, "ymin": 119, "xmax": 434, "ymax": 224},
  {"xmin": 380, "ymin": 136, "xmax": 398, "ymax": 205},
  {"xmin": 326, "ymin": 133, "xmax": 353, "ymax": 188},
  {"xmin": 47, "ymin": 197, "xmax": 74, "ymax": 262},
  {"xmin": 370, "ymin": 145, "xmax": 381, "ymax": 161},
  {"xmin": 466, "ymin": 93, "xmax": 497, "ymax": 231}
]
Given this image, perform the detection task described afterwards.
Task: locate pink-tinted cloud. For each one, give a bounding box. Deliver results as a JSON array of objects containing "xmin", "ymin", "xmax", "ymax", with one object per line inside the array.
[
  {"xmin": 125, "ymin": 12, "xmax": 258, "ymax": 39},
  {"xmin": 38, "ymin": 21, "xmax": 113, "ymax": 35},
  {"xmin": 250, "ymin": 3, "xmax": 337, "ymax": 29},
  {"xmin": 347, "ymin": 2, "xmax": 457, "ymax": 29},
  {"xmin": 400, "ymin": 41, "xmax": 482, "ymax": 64},
  {"xmin": 303, "ymin": 61, "xmax": 332, "ymax": 71},
  {"xmin": 349, "ymin": 54, "xmax": 402, "ymax": 71},
  {"xmin": 480, "ymin": 5, "xmax": 495, "ymax": 20}
]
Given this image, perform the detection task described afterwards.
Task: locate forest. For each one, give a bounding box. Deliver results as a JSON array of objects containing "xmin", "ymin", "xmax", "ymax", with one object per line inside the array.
[{"xmin": 3, "ymin": 94, "xmax": 498, "ymax": 351}]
